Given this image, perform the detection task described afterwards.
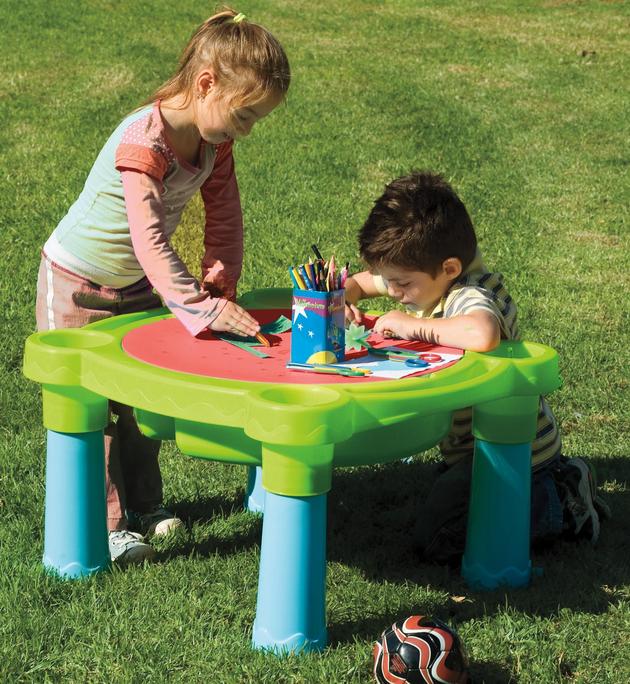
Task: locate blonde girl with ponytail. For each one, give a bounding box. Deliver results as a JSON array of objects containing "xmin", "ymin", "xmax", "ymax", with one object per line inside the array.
[{"xmin": 36, "ymin": 9, "xmax": 290, "ymax": 564}]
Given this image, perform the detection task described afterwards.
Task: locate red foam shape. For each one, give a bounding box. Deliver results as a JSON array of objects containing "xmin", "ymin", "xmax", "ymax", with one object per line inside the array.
[{"xmin": 122, "ymin": 309, "xmax": 463, "ymax": 384}]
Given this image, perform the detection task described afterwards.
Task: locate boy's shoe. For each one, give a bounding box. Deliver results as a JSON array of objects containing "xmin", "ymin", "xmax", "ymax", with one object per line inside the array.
[
  {"xmin": 108, "ymin": 530, "xmax": 156, "ymax": 565},
  {"xmin": 555, "ymin": 457, "xmax": 604, "ymax": 544},
  {"xmin": 593, "ymin": 490, "xmax": 612, "ymax": 521},
  {"xmin": 133, "ymin": 506, "xmax": 184, "ymax": 538}
]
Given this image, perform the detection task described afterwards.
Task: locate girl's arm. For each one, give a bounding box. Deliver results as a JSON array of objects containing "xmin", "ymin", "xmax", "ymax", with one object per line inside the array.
[
  {"xmin": 122, "ymin": 170, "xmax": 258, "ymax": 337},
  {"xmin": 372, "ymin": 309, "xmax": 501, "ymax": 352},
  {"xmin": 344, "ymin": 271, "xmax": 383, "ymax": 323},
  {"xmin": 200, "ymin": 141, "xmax": 243, "ymax": 300}
]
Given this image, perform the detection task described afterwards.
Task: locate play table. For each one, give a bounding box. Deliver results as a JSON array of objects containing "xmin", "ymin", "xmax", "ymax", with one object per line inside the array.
[{"xmin": 23, "ymin": 287, "xmax": 560, "ymax": 653}]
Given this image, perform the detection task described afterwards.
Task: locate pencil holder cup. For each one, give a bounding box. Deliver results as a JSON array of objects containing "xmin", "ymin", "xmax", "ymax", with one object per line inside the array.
[{"xmin": 290, "ymin": 289, "xmax": 346, "ymax": 364}]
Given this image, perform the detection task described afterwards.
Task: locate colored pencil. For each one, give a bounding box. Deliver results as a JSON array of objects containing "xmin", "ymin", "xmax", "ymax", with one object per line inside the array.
[
  {"xmin": 292, "ymin": 267, "xmax": 307, "ymax": 289},
  {"xmin": 286, "ymin": 362, "xmax": 371, "ymax": 377},
  {"xmin": 311, "ymin": 244, "xmax": 324, "ymax": 261},
  {"xmin": 255, "ymin": 332, "xmax": 271, "ymax": 347}
]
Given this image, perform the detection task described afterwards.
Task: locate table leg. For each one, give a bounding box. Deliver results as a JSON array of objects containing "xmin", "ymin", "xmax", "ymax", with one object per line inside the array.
[
  {"xmin": 462, "ymin": 439, "xmax": 532, "ymax": 589},
  {"xmin": 244, "ymin": 466, "xmax": 265, "ymax": 514},
  {"xmin": 252, "ymin": 490, "xmax": 327, "ymax": 653},
  {"xmin": 43, "ymin": 429, "xmax": 110, "ymax": 578}
]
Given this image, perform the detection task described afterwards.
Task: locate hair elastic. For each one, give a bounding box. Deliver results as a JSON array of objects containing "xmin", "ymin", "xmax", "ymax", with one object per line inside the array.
[{"xmin": 233, "ymin": 13, "xmax": 246, "ymax": 23}]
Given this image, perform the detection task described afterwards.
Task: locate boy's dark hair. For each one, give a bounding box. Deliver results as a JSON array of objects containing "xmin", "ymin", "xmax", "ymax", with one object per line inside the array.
[{"xmin": 359, "ymin": 171, "xmax": 477, "ymax": 277}]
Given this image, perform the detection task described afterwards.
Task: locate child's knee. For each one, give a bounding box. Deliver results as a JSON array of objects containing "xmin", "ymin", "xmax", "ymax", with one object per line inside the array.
[{"xmin": 417, "ymin": 519, "xmax": 467, "ymax": 565}]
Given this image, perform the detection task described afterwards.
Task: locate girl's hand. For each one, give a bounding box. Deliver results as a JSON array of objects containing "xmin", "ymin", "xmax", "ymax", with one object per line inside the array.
[
  {"xmin": 372, "ymin": 310, "xmax": 417, "ymax": 340},
  {"xmin": 211, "ymin": 301, "xmax": 261, "ymax": 337}
]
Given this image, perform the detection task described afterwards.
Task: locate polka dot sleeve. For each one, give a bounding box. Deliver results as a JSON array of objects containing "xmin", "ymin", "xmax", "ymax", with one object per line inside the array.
[{"xmin": 115, "ymin": 111, "xmax": 175, "ymax": 182}]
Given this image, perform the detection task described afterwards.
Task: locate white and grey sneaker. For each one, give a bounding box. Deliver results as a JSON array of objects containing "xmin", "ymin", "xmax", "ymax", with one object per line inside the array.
[
  {"xmin": 555, "ymin": 457, "xmax": 606, "ymax": 544},
  {"xmin": 108, "ymin": 530, "xmax": 156, "ymax": 564},
  {"xmin": 133, "ymin": 506, "xmax": 184, "ymax": 538}
]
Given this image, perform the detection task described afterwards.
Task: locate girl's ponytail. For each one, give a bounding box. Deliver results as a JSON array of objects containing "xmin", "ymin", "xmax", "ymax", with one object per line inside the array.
[{"xmin": 147, "ymin": 9, "xmax": 290, "ymax": 109}]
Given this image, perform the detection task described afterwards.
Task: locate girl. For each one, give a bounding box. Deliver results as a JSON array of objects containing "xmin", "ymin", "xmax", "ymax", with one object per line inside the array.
[{"xmin": 35, "ymin": 10, "xmax": 290, "ymax": 564}]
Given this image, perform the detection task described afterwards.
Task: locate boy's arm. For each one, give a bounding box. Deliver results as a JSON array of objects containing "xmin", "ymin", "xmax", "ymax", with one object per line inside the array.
[
  {"xmin": 373, "ymin": 309, "xmax": 501, "ymax": 352},
  {"xmin": 344, "ymin": 271, "xmax": 383, "ymax": 323}
]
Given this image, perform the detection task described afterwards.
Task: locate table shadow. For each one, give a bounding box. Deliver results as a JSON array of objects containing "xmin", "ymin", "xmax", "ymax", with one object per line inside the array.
[{"xmin": 326, "ymin": 455, "xmax": 629, "ymax": 624}]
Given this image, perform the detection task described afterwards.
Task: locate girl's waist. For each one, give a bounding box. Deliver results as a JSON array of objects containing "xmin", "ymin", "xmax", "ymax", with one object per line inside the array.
[{"xmin": 43, "ymin": 234, "xmax": 146, "ymax": 289}]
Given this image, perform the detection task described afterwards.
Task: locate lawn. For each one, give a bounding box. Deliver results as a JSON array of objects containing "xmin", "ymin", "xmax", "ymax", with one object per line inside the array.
[{"xmin": 0, "ymin": 1, "xmax": 628, "ymax": 682}]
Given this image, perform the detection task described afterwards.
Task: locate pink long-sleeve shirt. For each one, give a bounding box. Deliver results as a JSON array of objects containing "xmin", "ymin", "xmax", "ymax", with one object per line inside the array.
[{"xmin": 44, "ymin": 101, "xmax": 243, "ymax": 335}]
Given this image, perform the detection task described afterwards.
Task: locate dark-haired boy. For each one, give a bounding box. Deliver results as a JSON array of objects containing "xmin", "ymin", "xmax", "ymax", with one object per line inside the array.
[{"xmin": 345, "ymin": 171, "xmax": 609, "ymax": 563}]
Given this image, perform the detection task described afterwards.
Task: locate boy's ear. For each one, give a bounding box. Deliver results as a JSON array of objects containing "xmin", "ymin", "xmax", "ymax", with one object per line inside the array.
[{"xmin": 442, "ymin": 257, "xmax": 463, "ymax": 281}]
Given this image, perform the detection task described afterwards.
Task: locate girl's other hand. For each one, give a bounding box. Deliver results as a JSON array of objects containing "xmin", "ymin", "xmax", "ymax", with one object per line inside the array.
[
  {"xmin": 202, "ymin": 281, "xmax": 229, "ymax": 299},
  {"xmin": 211, "ymin": 301, "xmax": 260, "ymax": 337}
]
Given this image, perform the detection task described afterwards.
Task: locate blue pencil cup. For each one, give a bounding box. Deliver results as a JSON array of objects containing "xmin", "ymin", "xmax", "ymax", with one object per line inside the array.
[{"xmin": 290, "ymin": 289, "xmax": 345, "ymax": 364}]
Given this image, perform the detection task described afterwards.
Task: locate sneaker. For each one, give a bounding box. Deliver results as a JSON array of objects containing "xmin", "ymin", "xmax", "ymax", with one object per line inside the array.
[
  {"xmin": 108, "ymin": 530, "xmax": 156, "ymax": 564},
  {"xmin": 133, "ymin": 506, "xmax": 184, "ymax": 538},
  {"xmin": 554, "ymin": 457, "xmax": 602, "ymax": 544},
  {"xmin": 594, "ymin": 491, "xmax": 612, "ymax": 521}
]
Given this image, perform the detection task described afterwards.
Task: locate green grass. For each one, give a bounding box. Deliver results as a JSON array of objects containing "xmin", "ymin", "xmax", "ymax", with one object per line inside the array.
[{"xmin": 1, "ymin": 1, "xmax": 628, "ymax": 681}]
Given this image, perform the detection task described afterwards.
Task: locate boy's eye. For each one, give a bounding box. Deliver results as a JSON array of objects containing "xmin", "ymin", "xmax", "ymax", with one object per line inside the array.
[{"xmin": 397, "ymin": 282, "xmax": 409, "ymax": 288}]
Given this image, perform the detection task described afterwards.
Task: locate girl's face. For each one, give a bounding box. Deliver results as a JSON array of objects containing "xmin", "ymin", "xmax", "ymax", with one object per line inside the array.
[{"xmin": 196, "ymin": 89, "xmax": 283, "ymax": 145}]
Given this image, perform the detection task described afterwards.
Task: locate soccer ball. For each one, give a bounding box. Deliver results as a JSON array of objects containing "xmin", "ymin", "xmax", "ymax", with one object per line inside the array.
[{"xmin": 373, "ymin": 615, "xmax": 469, "ymax": 684}]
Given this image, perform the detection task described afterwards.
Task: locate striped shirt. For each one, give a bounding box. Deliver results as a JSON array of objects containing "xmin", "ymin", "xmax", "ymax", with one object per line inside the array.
[{"xmin": 374, "ymin": 252, "xmax": 561, "ymax": 469}]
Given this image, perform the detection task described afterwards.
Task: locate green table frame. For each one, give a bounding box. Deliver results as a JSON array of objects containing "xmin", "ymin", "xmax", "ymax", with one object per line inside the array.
[{"xmin": 23, "ymin": 287, "xmax": 561, "ymax": 653}]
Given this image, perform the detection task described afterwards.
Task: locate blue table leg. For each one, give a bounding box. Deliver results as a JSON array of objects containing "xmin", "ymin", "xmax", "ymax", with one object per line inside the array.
[
  {"xmin": 244, "ymin": 466, "xmax": 265, "ymax": 514},
  {"xmin": 252, "ymin": 491, "xmax": 327, "ymax": 653},
  {"xmin": 43, "ymin": 429, "xmax": 110, "ymax": 578},
  {"xmin": 462, "ymin": 439, "xmax": 532, "ymax": 589}
]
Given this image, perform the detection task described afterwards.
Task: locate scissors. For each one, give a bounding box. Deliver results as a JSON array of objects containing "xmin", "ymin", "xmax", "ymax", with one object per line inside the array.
[
  {"xmin": 419, "ymin": 353, "xmax": 443, "ymax": 363},
  {"xmin": 404, "ymin": 356, "xmax": 430, "ymax": 369}
]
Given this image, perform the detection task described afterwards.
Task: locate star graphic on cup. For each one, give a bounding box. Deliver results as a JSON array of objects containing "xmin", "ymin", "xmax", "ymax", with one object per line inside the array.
[{"xmin": 292, "ymin": 302, "xmax": 308, "ymax": 323}]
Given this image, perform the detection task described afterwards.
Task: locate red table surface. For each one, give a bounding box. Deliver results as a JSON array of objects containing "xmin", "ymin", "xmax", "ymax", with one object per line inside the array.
[{"xmin": 122, "ymin": 309, "xmax": 463, "ymax": 384}]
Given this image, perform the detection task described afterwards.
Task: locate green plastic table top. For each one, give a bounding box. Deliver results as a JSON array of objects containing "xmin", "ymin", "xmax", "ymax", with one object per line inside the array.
[{"xmin": 23, "ymin": 288, "xmax": 561, "ymax": 496}]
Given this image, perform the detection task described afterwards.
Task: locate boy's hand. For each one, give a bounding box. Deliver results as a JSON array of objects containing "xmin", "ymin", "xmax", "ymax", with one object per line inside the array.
[
  {"xmin": 344, "ymin": 276, "xmax": 363, "ymax": 324},
  {"xmin": 211, "ymin": 301, "xmax": 261, "ymax": 337},
  {"xmin": 345, "ymin": 302, "xmax": 363, "ymax": 325},
  {"xmin": 372, "ymin": 310, "xmax": 417, "ymax": 340}
]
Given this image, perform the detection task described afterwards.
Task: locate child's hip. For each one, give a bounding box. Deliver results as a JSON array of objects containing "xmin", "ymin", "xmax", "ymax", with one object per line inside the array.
[{"xmin": 36, "ymin": 254, "xmax": 161, "ymax": 331}]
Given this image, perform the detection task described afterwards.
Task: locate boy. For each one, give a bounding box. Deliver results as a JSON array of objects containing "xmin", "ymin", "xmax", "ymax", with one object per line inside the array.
[{"xmin": 345, "ymin": 171, "xmax": 609, "ymax": 563}]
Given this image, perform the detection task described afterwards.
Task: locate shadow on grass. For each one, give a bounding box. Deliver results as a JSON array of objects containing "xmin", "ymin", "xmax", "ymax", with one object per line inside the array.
[
  {"xmin": 167, "ymin": 491, "xmax": 244, "ymax": 523},
  {"xmin": 467, "ymin": 661, "xmax": 519, "ymax": 684},
  {"xmin": 151, "ymin": 493, "xmax": 262, "ymax": 562},
  {"xmin": 325, "ymin": 456, "xmax": 629, "ymax": 621}
]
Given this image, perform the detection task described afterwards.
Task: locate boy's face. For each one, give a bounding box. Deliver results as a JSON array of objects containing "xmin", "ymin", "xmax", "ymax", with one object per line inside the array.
[{"xmin": 376, "ymin": 262, "xmax": 458, "ymax": 312}]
